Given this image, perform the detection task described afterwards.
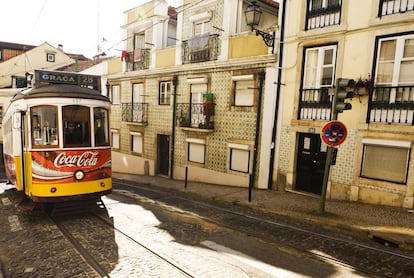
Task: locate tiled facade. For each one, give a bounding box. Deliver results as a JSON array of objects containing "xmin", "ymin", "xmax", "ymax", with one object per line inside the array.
[{"xmin": 108, "ymin": 0, "xmax": 279, "ymax": 188}]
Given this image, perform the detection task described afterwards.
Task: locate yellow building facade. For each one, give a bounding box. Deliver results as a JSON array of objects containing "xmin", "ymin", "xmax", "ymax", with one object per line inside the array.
[{"xmin": 278, "ymin": 0, "xmax": 414, "ymax": 208}]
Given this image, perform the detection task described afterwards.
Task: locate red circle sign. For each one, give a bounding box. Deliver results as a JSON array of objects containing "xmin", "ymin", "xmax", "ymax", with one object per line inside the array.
[{"xmin": 321, "ymin": 121, "xmax": 347, "ymax": 146}]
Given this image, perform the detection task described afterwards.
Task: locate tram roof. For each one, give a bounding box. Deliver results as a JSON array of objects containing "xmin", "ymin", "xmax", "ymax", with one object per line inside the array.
[{"xmin": 11, "ymin": 84, "xmax": 110, "ymax": 102}]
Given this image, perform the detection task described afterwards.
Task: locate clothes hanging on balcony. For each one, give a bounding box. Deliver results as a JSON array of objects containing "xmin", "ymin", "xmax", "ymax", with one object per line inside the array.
[{"xmin": 188, "ymin": 33, "xmax": 210, "ymax": 52}]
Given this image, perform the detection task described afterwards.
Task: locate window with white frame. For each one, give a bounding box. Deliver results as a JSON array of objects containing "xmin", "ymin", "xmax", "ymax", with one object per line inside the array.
[
  {"xmin": 186, "ymin": 138, "xmax": 205, "ymax": 164},
  {"xmin": 190, "ymin": 12, "xmax": 212, "ymax": 36},
  {"xmin": 303, "ymin": 45, "xmax": 337, "ymax": 89},
  {"xmin": 159, "ymin": 81, "xmax": 172, "ymax": 105},
  {"xmin": 46, "ymin": 53, "xmax": 55, "ymax": 62},
  {"xmin": 361, "ymin": 139, "xmax": 411, "ymax": 184},
  {"xmin": 232, "ymin": 75, "xmax": 255, "ymax": 107},
  {"xmin": 229, "ymin": 143, "xmax": 250, "ymax": 173},
  {"xmin": 111, "ymin": 85, "xmax": 120, "ymax": 105},
  {"xmin": 111, "ymin": 130, "xmax": 120, "ymax": 149},
  {"xmin": 375, "ymin": 34, "xmax": 414, "ymax": 86},
  {"xmin": 306, "ymin": 0, "xmax": 341, "ymax": 30},
  {"xmin": 131, "ymin": 132, "xmax": 143, "ymax": 154}
]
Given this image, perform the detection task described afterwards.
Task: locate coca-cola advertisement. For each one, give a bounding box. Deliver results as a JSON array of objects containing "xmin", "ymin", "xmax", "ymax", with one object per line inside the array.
[{"xmin": 31, "ymin": 149, "xmax": 111, "ymax": 183}]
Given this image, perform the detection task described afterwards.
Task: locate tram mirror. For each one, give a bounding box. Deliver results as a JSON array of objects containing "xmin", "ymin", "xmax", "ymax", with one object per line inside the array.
[{"xmin": 13, "ymin": 112, "xmax": 21, "ymax": 129}]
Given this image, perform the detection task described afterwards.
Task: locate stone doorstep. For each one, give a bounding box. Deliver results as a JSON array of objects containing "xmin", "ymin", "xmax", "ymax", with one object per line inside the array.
[{"xmin": 368, "ymin": 230, "xmax": 414, "ymax": 251}]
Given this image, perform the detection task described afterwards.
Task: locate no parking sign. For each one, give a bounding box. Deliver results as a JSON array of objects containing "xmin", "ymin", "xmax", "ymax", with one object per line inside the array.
[{"xmin": 321, "ymin": 121, "xmax": 347, "ymax": 147}]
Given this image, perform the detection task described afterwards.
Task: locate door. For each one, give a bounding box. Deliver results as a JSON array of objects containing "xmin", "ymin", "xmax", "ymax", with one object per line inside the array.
[
  {"xmin": 295, "ymin": 133, "xmax": 327, "ymax": 195},
  {"xmin": 157, "ymin": 134, "xmax": 170, "ymax": 176}
]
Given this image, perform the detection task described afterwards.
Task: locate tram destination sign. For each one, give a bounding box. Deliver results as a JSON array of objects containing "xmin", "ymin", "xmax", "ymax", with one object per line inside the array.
[{"xmin": 34, "ymin": 70, "xmax": 101, "ymax": 91}]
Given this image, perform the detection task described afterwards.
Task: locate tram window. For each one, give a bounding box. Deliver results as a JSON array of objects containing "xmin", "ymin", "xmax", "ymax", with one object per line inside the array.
[
  {"xmin": 94, "ymin": 107, "xmax": 109, "ymax": 146},
  {"xmin": 30, "ymin": 106, "xmax": 58, "ymax": 147},
  {"xmin": 63, "ymin": 105, "xmax": 91, "ymax": 147}
]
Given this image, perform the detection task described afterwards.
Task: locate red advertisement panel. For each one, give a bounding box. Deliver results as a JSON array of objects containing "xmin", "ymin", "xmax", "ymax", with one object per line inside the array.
[{"xmin": 31, "ymin": 149, "xmax": 111, "ymax": 183}]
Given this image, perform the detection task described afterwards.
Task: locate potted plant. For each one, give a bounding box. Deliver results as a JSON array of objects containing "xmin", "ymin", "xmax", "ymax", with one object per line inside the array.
[
  {"xmin": 178, "ymin": 115, "xmax": 189, "ymax": 127},
  {"xmin": 355, "ymin": 76, "xmax": 371, "ymax": 95}
]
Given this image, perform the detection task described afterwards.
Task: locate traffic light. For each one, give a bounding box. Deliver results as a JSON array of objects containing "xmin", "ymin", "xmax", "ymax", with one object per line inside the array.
[{"xmin": 335, "ymin": 78, "xmax": 355, "ymax": 113}]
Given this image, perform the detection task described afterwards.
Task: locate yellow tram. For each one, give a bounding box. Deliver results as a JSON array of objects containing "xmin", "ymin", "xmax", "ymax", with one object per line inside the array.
[{"xmin": 2, "ymin": 70, "xmax": 112, "ymax": 202}]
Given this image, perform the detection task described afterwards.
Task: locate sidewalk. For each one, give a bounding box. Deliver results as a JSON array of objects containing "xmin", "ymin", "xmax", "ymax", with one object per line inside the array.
[{"xmin": 113, "ymin": 172, "xmax": 414, "ymax": 251}]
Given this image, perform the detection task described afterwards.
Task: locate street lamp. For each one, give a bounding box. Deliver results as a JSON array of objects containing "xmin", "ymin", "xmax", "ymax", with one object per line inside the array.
[{"xmin": 245, "ymin": 1, "xmax": 275, "ymax": 53}]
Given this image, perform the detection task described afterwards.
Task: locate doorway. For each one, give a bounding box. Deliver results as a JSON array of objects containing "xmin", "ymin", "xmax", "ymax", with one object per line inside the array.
[
  {"xmin": 295, "ymin": 133, "xmax": 327, "ymax": 195},
  {"xmin": 157, "ymin": 134, "xmax": 170, "ymax": 176}
]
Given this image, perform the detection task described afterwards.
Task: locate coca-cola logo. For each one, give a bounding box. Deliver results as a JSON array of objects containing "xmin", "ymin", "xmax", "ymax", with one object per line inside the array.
[{"xmin": 54, "ymin": 151, "xmax": 99, "ymax": 168}]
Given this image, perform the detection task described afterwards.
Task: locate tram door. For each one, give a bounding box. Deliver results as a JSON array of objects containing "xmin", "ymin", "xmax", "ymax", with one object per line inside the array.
[
  {"xmin": 157, "ymin": 134, "xmax": 170, "ymax": 176},
  {"xmin": 295, "ymin": 133, "xmax": 327, "ymax": 195}
]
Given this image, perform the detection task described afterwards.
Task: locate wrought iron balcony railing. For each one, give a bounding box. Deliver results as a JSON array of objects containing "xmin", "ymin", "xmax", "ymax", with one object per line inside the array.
[
  {"xmin": 126, "ymin": 49, "xmax": 151, "ymax": 71},
  {"xmin": 306, "ymin": 2, "xmax": 341, "ymax": 30},
  {"xmin": 369, "ymin": 85, "xmax": 414, "ymax": 125},
  {"xmin": 182, "ymin": 34, "xmax": 219, "ymax": 64},
  {"xmin": 379, "ymin": 0, "xmax": 414, "ymax": 17},
  {"xmin": 299, "ymin": 88, "xmax": 333, "ymax": 120},
  {"xmin": 176, "ymin": 103, "xmax": 215, "ymax": 130},
  {"xmin": 121, "ymin": 103, "xmax": 148, "ymax": 124}
]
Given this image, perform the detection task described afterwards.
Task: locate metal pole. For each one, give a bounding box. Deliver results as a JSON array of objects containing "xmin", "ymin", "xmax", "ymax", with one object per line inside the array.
[
  {"xmin": 319, "ymin": 79, "xmax": 339, "ymax": 213},
  {"xmin": 184, "ymin": 166, "xmax": 188, "ymax": 189}
]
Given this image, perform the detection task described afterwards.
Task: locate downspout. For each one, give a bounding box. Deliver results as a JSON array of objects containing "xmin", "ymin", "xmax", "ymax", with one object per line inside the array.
[
  {"xmin": 268, "ymin": 0, "xmax": 287, "ymax": 189},
  {"xmin": 249, "ymin": 71, "xmax": 265, "ymax": 202},
  {"xmin": 170, "ymin": 75, "xmax": 178, "ymax": 179}
]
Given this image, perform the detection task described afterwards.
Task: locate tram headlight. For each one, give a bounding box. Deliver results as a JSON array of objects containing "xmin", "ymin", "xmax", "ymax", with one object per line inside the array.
[{"xmin": 74, "ymin": 170, "xmax": 85, "ymax": 181}]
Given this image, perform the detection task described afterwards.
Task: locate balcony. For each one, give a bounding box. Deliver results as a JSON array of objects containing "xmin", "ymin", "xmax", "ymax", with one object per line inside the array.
[
  {"xmin": 182, "ymin": 34, "xmax": 219, "ymax": 64},
  {"xmin": 126, "ymin": 49, "xmax": 151, "ymax": 71},
  {"xmin": 176, "ymin": 103, "xmax": 215, "ymax": 130},
  {"xmin": 369, "ymin": 85, "xmax": 414, "ymax": 125},
  {"xmin": 306, "ymin": 3, "xmax": 341, "ymax": 30},
  {"xmin": 379, "ymin": 0, "xmax": 414, "ymax": 17},
  {"xmin": 121, "ymin": 103, "xmax": 148, "ymax": 124},
  {"xmin": 299, "ymin": 88, "xmax": 333, "ymax": 120}
]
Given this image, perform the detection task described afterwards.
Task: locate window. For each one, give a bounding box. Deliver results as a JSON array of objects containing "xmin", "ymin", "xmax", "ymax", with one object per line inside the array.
[
  {"xmin": 159, "ymin": 81, "xmax": 172, "ymax": 105},
  {"xmin": 94, "ymin": 107, "xmax": 109, "ymax": 147},
  {"xmin": 361, "ymin": 139, "xmax": 411, "ymax": 183},
  {"xmin": 0, "ymin": 49, "xmax": 2, "ymax": 61},
  {"xmin": 233, "ymin": 75, "xmax": 255, "ymax": 107},
  {"xmin": 186, "ymin": 138, "xmax": 205, "ymax": 164},
  {"xmin": 190, "ymin": 81, "xmax": 208, "ymax": 127},
  {"xmin": 111, "ymin": 130, "xmax": 120, "ymax": 149},
  {"xmin": 303, "ymin": 45, "xmax": 337, "ymax": 88},
  {"xmin": 111, "ymin": 85, "xmax": 120, "ymax": 105},
  {"xmin": 132, "ymin": 83, "xmax": 144, "ymax": 122},
  {"xmin": 229, "ymin": 144, "xmax": 250, "ymax": 173},
  {"xmin": 46, "ymin": 53, "xmax": 55, "ymax": 62},
  {"xmin": 375, "ymin": 34, "xmax": 414, "ymax": 86},
  {"xmin": 306, "ymin": 0, "xmax": 341, "ymax": 30},
  {"xmin": 31, "ymin": 106, "xmax": 58, "ymax": 147},
  {"xmin": 131, "ymin": 132, "xmax": 143, "ymax": 154},
  {"xmin": 62, "ymin": 105, "xmax": 91, "ymax": 147}
]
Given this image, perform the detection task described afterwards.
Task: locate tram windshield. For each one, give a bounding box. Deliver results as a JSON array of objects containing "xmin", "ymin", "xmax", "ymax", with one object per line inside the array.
[{"xmin": 63, "ymin": 105, "xmax": 91, "ymax": 147}]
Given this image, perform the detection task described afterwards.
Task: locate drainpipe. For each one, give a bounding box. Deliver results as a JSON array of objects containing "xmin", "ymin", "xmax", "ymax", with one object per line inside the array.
[
  {"xmin": 268, "ymin": 0, "xmax": 287, "ymax": 190},
  {"xmin": 249, "ymin": 71, "xmax": 265, "ymax": 202},
  {"xmin": 170, "ymin": 75, "xmax": 178, "ymax": 179}
]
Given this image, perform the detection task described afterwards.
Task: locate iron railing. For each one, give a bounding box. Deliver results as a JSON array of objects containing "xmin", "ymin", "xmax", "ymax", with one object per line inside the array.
[
  {"xmin": 305, "ymin": 1, "xmax": 341, "ymax": 30},
  {"xmin": 379, "ymin": 0, "xmax": 414, "ymax": 17},
  {"xmin": 182, "ymin": 34, "xmax": 220, "ymax": 64},
  {"xmin": 299, "ymin": 88, "xmax": 333, "ymax": 120},
  {"xmin": 121, "ymin": 103, "xmax": 148, "ymax": 124},
  {"xmin": 176, "ymin": 103, "xmax": 215, "ymax": 129},
  {"xmin": 126, "ymin": 49, "xmax": 151, "ymax": 71},
  {"xmin": 369, "ymin": 85, "xmax": 414, "ymax": 125}
]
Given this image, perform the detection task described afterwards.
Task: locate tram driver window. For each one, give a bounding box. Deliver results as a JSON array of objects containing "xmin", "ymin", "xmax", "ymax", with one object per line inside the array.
[
  {"xmin": 94, "ymin": 107, "xmax": 109, "ymax": 146},
  {"xmin": 63, "ymin": 105, "xmax": 91, "ymax": 147},
  {"xmin": 31, "ymin": 106, "xmax": 58, "ymax": 147}
]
